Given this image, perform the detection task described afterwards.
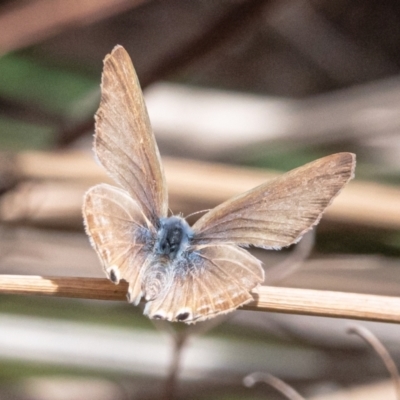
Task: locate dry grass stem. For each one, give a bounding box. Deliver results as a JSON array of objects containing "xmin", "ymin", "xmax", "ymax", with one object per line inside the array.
[{"xmin": 1, "ymin": 275, "xmax": 400, "ymax": 323}]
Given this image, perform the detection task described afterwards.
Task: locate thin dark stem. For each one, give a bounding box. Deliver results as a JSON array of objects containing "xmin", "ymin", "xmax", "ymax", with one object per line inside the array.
[
  {"xmin": 244, "ymin": 372, "xmax": 306, "ymax": 400},
  {"xmin": 347, "ymin": 324, "xmax": 400, "ymax": 400},
  {"xmin": 152, "ymin": 316, "xmax": 227, "ymax": 400},
  {"xmin": 164, "ymin": 332, "xmax": 186, "ymax": 400}
]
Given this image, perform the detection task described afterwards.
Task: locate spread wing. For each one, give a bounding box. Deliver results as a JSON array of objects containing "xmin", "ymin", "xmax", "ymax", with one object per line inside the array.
[
  {"xmin": 94, "ymin": 45, "xmax": 167, "ymax": 227},
  {"xmin": 142, "ymin": 244, "xmax": 264, "ymax": 323},
  {"xmin": 192, "ymin": 153, "xmax": 356, "ymax": 249},
  {"xmin": 83, "ymin": 184, "xmax": 155, "ymax": 304}
]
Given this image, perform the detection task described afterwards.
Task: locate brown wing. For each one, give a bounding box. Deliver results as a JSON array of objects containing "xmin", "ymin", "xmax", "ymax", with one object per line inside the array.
[
  {"xmin": 142, "ymin": 245, "xmax": 264, "ymax": 323},
  {"xmin": 83, "ymin": 183, "xmax": 156, "ymax": 304},
  {"xmin": 192, "ymin": 153, "xmax": 356, "ymax": 249},
  {"xmin": 95, "ymin": 45, "xmax": 167, "ymax": 226}
]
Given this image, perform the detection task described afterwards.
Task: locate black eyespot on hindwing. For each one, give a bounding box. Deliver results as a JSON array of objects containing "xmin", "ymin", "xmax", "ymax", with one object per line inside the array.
[
  {"xmin": 109, "ymin": 269, "xmax": 118, "ymax": 283},
  {"xmin": 176, "ymin": 312, "xmax": 190, "ymax": 321}
]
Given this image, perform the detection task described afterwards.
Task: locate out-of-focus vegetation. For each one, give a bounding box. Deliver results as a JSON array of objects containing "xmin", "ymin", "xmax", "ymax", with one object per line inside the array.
[{"xmin": 1, "ymin": 1, "xmax": 400, "ymax": 399}]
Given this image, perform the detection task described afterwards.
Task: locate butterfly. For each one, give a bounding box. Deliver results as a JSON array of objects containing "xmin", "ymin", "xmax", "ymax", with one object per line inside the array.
[{"xmin": 83, "ymin": 45, "xmax": 356, "ymax": 324}]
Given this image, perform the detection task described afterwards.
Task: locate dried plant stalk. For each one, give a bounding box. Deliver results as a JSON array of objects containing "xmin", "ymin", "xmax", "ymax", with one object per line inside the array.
[{"xmin": 1, "ymin": 275, "xmax": 400, "ymax": 323}]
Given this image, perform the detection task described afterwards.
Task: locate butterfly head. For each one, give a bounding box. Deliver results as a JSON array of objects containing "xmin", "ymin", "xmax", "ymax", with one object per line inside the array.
[{"xmin": 156, "ymin": 216, "xmax": 193, "ymax": 260}]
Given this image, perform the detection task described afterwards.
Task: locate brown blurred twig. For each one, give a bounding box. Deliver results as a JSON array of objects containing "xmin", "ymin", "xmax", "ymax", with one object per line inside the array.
[
  {"xmin": 0, "ymin": 0, "xmax": 146, "ymax": 54},
  {"xmin": 4, "ymin": 150, "xmax": 400, "ymax": 230},
  {"xmin": 1, "ymin": 275, "xmax": 400, "ymax": 324}
]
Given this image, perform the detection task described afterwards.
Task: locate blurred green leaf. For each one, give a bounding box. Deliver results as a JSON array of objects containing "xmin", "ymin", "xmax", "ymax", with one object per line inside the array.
[
  {"xmin": 0, "ymin": 53, "xmax": 97, "ymax": 116},
  {"xmin": 0, "ymin": 116, "xmax": 54, "ymax": 150}
]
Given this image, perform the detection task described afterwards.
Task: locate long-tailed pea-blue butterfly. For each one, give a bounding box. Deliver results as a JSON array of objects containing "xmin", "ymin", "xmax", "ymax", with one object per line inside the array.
[{"xmin": 83, "ymin": 45, "xmax": 356, "ymax": 323}]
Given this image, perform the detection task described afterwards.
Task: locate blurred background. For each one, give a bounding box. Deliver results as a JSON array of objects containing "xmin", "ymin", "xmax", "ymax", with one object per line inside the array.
[{"xmin": 1, "ymin": 0, "xmax": 400, "ymax": 399}]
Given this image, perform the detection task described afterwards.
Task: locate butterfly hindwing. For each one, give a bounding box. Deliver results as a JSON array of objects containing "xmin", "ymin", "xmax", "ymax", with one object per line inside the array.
[
  {"xmin": 143, "ymin": 244, "xmax": 264, "ymax": 323},
  {"xmin": 83, "ymin": 183, "xmax": 155, "ymax": 304}
]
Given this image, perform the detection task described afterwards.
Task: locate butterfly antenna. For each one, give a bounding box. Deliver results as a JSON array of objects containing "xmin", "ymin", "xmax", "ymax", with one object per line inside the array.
[{"xmin": 184, "ymin": 209, "xmax": 210, "ymax": 220}]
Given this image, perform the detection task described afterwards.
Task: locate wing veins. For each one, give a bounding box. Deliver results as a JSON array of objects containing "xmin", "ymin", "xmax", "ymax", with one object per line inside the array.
[
  {"xmin": 197, "ymin": 249, "xmax": 262, "ymax": 281},
  {"xmin": 97, "ymin": 135, "xmax": 152, "ymax": 210}
]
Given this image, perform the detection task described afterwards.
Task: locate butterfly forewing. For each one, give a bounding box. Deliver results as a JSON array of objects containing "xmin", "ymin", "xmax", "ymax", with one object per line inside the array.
[
  {"xmin": 192, "ymin": 153, "xmax": 355, "ymax": 249},
  {"xmin": 83, "ymin": 184, "xmax": 155, "ymax": 304},
  {"xmin": 95, "ymin": 45, "xmax": 168, "ymax": 226}
]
